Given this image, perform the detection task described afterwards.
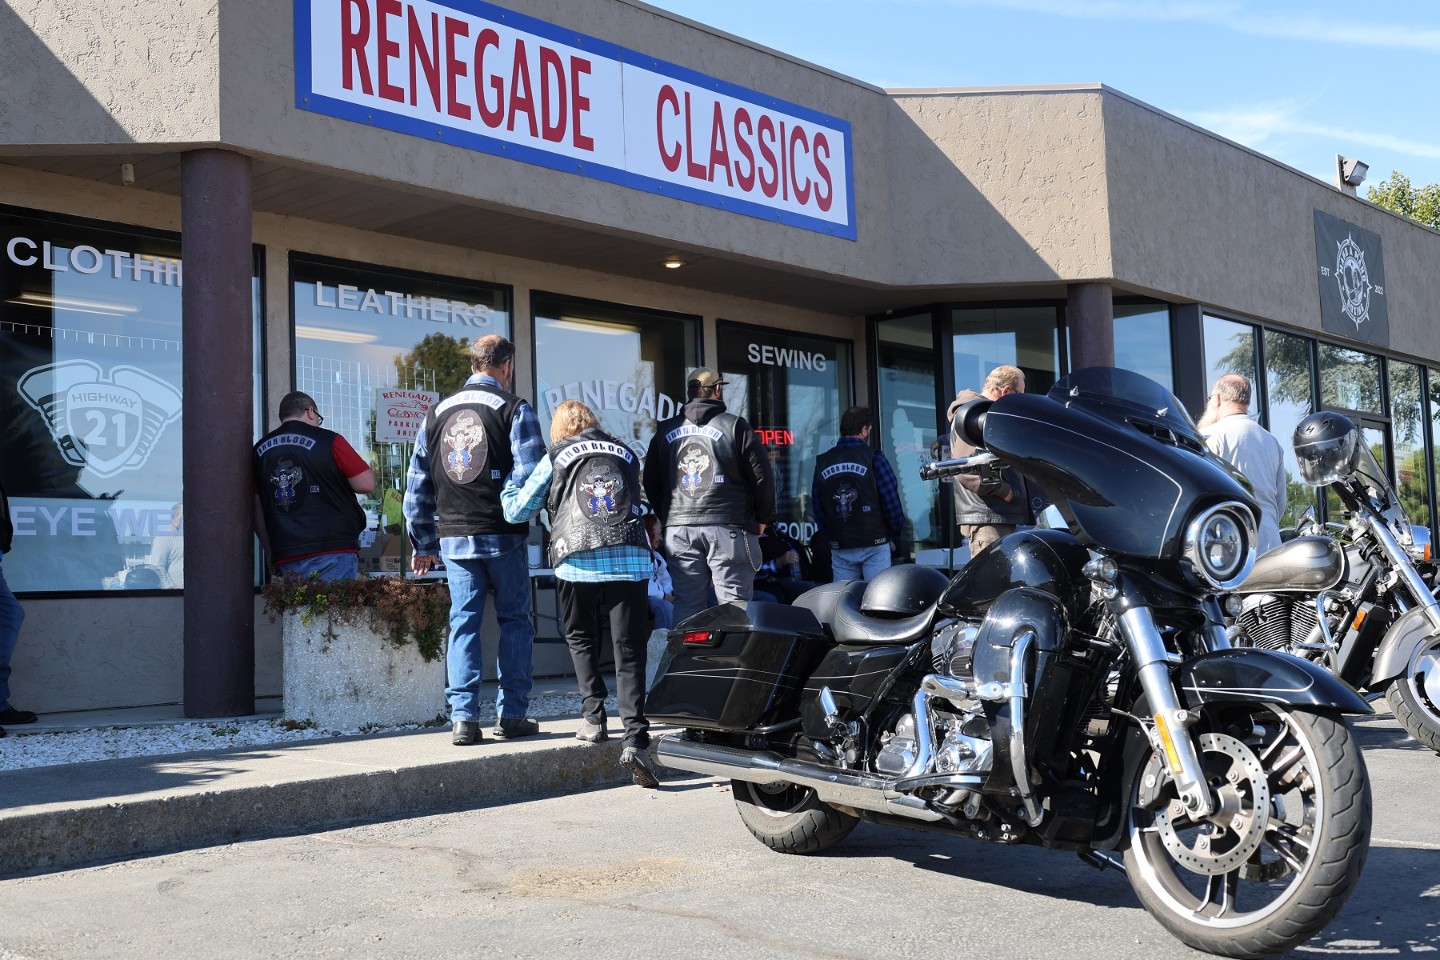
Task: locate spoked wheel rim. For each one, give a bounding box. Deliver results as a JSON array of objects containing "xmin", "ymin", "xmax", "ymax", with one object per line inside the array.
[
  {"xmin": 1128, "ymin": 706, "xmax": 1324, "ymax": 928},
  {"xmin": 737, "ymin": 780, "xmax": 817, "ymax": 819}
]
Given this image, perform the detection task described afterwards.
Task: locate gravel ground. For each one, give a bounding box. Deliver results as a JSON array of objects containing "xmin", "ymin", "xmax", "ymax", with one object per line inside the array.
[{"xmin": 0, "ymin": 687, "xmax": 614, "ymax": 772}]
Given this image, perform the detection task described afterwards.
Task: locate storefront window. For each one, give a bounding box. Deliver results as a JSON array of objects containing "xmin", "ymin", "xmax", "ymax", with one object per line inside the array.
[
  {"xmin": 1262, "ymin": 330, "xmax": 1319, "ymax": 528},
  {"xmin": 717, "ymin": 322, "xmax": 853, "ymax": 548},
  {"xmin": 291, "ymin": 255, "xmax": 510, "ymax": 555},
  {"xmin": 951, "ymin": 305, "xmax": 1061, "ymax": 397},
  {"xmin": 1202, "ymin": 315, "xmax": 1258, "ymax": 422},
  {"xmin": 0, "ymin": 207, "xmax": 259, "ymax": 593},
  {"xmin": 532, "ymin": 295, "xmax": 697, "ymax": 462},
  {"xmin": 1113, "ymin": 303, "xmax": 1173, "ymax": 391},
  {"xmin": 1389, "ymin": 360, "xmax": 1429, "ymax": 528},
  {"xmin": 1319, "ymin": 343, "xmax": 1383, "ymax": 413},
  {"xmin": 874, "ymin": 312, "xmax": 944, "ymax": 556}
]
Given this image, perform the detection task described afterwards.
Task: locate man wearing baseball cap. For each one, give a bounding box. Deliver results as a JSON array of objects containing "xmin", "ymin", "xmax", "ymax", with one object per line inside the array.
[{"xmin": 643, "ymin": 366, "xmax": 775, "ymax": 624}]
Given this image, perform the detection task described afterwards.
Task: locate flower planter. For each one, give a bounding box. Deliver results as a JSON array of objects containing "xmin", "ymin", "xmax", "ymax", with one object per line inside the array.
[{"xmin": 282, "ymin": 611, "xmax": 447, "ymax": 729}]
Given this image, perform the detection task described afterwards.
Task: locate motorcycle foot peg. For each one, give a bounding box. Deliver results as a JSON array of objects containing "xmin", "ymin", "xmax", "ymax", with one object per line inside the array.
[{"xmin": 819, "ymin": 686, "xmax": 846, "ymax": 736}]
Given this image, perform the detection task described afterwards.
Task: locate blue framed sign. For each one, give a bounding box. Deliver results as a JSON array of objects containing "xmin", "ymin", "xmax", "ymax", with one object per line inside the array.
[{"xmin": 295, "ymin": 0, "xmax": 857, "ymax": 240}]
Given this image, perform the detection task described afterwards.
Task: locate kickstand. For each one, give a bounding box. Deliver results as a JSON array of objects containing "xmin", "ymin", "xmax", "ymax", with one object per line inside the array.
[{"xmin": 1078, "ymin": 850, "xmax": 1126, "ymax": 873}]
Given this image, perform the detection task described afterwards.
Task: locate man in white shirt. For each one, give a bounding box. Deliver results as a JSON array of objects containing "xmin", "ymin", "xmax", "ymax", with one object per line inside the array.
[{"xmin": 1198, "ymin": 374, "xmax": 1288, "ymax": 554}]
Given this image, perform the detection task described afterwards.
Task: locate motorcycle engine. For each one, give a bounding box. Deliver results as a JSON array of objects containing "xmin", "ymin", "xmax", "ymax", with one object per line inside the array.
[{"xmin": 1234, "ymin": 593, "xmax": 1320, "ymax": 650}]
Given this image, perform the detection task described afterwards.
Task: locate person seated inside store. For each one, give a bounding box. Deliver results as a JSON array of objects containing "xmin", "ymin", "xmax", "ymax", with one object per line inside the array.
[{"xmin": 751, "ymin": 528, "xmax": 819, "ymax": 604}]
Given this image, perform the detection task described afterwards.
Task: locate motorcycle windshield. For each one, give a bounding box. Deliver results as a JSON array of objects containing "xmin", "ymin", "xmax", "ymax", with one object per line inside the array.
[{"xmin": 980, "ymin": 367, "xmax": 1256, "ymax": 559}]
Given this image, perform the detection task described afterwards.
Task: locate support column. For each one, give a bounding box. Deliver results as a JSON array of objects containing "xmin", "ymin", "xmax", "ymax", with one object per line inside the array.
[
  {"xmin": 1066, "ymin": 282, "xmax": 1115, "ymax": 370},
  {"xmin": 181, "ymin": 148, "xmax": 255, "ymax": 717}
]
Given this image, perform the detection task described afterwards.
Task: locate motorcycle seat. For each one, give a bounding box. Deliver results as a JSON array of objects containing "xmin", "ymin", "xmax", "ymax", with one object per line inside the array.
[{"xmin": 830, "ymin": 581, "xmax": 938, "ymax": 645}]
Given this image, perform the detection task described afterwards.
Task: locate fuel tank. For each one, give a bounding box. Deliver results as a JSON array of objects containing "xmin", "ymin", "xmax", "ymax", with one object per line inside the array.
[
  {"xmin": 1233, "ymin": 535, "xmax": 1347, "ymax": 594},
  {"xmin": 937, "ymin": 527, "xmax": 1091, "ymax": 621}
]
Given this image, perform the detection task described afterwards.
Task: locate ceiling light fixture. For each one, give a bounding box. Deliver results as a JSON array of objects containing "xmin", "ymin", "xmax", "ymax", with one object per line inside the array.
[{"xmin": 662, "ymin": 255, "xmax": 684, "ymax": 270}]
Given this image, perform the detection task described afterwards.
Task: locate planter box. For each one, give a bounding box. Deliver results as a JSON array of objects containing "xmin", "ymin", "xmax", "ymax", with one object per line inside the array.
[{"xmin": 282, "ymin": 612, "xmax": 447, "ymax": 729}]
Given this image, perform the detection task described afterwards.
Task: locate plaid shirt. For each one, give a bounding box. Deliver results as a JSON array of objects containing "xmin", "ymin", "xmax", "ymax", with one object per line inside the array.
[
  {"xmin": 503, "ymin": 455, "xmax": 649, "ymax": 582},
  {"xmin": 811, "ymin": 435, "xmax": 906, "ymax": 541},
  {"xmin": 404, "ymin": 374, "xmax": 545, "ymax": 559}
]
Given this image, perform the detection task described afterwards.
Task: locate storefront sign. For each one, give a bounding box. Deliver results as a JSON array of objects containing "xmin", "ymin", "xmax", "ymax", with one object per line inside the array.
[
  {"xmin": 1314, "ymin": 210, "xmax": 1388, "ymax": 347},
  {"xmin": 311, "ymin": 280, "xmax": 497, "ymax": 328},
  {"xmin": 374, "ymin": 386, "xmax": 439, "ymax": 442},
  {"xmin": 295, "ymin": 0, "xmax": 856, "ymax": 239},
  {"xmin": 541, "ymin": 377, "xmax": 680, "ymax": 423}
]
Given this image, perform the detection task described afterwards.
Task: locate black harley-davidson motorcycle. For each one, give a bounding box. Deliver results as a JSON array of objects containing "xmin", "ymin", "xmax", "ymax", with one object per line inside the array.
[
  {"xmin": 649, "ymin": 367, "xmax": 1372, "ymax": 959},
  {"xmin": 1228, "ymin": 410, "xmax": 1440, "ymax": 752}
]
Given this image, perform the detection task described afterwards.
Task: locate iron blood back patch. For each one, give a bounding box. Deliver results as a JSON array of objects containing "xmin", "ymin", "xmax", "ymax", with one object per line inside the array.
[{"xmin": 441, "ymin": 409, "xmax": 488, "ymax": 483}]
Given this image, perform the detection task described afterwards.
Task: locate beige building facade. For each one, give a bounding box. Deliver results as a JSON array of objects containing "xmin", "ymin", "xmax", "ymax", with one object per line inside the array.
[{"xmin": 3, "ymin": 0, "xmax": 1439, "ymax": 716}]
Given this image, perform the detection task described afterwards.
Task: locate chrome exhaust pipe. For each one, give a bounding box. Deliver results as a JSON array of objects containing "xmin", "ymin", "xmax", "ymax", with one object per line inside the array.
[{"xmin": 656, "ymin": 736, "xmax": 948, "ymax": 822}]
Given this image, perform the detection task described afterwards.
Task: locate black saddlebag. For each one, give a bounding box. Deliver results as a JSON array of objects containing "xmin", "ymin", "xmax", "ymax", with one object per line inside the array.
[{"xmin": 647, "ymin": 601, "xmax": 831, "ymax": 733}]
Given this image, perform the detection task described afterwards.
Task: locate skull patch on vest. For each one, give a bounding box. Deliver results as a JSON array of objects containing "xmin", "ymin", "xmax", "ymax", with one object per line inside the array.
[
  {"xmin": 677, "ymin": 440, "xmax": 714, "ymax": 499},
  {"xmin": 271, "ymin": 457, "xmax": 305, "ymax": 512},
  {"xmin": 441, "ymin": 409, "xmax": 488, "ymax": 483},
  {"xmin": 576, "ymin": 461, "xmax": 629, "ymax": 526},
  {"xmin": 832, "ymin": 482, "xmax": 858, "ymax": 522}
]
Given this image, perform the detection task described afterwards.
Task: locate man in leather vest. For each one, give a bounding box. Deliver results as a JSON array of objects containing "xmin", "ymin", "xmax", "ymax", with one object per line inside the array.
[
  {"xmin": 948, "ymin": 365, "xmax": 1035, "ymax": 556},
  {"xmin": 811, "ymin": 406, "xmax": 905, "ymax": 581},
  {"xmin": 643, "ymin": 366, "xmax": 775, "ymax": 624},
  {"xmin": 405, "ymin": 335, "xmax": 544, "ymax": 747},
  {"xmin": 253, "ymin": 391, "xmax": 375, "ymax": 580},
  {"xmin": 503, "ymin": 400, "xmax": 660, "ymax": 788}
]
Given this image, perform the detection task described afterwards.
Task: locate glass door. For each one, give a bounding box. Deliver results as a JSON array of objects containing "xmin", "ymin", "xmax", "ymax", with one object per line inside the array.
[{"xmin": 874, "ymin": 312, "xmax": 948, "ymax": 559}]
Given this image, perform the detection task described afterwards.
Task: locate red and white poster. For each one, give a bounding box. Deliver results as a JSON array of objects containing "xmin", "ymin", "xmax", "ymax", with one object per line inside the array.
[{"xmin": 374, "ymin": 386, "xmax": 438, "ymax": 443}]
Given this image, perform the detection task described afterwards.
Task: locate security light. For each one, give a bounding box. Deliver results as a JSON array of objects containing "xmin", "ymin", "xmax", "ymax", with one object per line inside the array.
[{"xmin": 1336, "ymin": 155, "xmax": 1368, "ymax": 193}]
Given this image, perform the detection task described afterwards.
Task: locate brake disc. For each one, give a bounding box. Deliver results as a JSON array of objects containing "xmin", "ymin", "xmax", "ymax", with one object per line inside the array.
[{"xmin": 1152, "ymin": 732, "xmax": 1271, "ymax": 876}]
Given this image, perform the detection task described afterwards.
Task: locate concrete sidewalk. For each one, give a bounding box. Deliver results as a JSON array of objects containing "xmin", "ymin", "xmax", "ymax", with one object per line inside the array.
[{"xmin": 0, "ymin": 683, "xmax": 665, "ymax": 880}]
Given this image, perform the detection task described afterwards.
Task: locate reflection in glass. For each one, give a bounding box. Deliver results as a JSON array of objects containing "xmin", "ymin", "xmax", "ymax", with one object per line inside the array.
[
  {"xmin": 951, "ymin": 305, "xmax": 1060, "ymax": 396},
  {"xmin": 1113, "ymin": 303, "xmax": 1173, "ymax": 390},
  {"xmin": 1319, "ymin": 343, "xmax": 1382, "ymax": 413},
  {"xmin": 1262, "ymin": 330, "xmax": 1319, "ymax": 528},
  {"xmin": 1390, "ymin": 360, "xmax": 1429, "ymax": 528},
  {"xmin": 533, "ymin": 300, "xmax": 697, "ymax": 463},
  {"xmin": 1201, "ymin": 315, "xmax": 1257, "ymax": 422},
  {"xmin": 877, "ymin": 313, "xmax": 943, "ymax": 554}
]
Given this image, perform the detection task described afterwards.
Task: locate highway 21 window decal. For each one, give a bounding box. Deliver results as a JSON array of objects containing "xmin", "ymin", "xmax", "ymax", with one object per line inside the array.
[{"xmin": 18, "ymin": 360, "xmax": 183, "ymax": 479}]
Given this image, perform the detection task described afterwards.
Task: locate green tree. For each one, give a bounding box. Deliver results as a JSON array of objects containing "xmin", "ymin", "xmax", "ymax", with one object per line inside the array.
[
  {"xmin": 1366, "ymin": 171, "xmax": 1440, "ymax": 231},
  {"xmin": 394, "ymin": 333, "xmax": 471, "ymax": 396}
]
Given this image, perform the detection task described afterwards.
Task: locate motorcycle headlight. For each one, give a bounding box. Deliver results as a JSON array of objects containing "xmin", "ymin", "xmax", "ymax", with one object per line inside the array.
[{"xmin": 1183, "ymin": 501, "xmax": 1256, "ymax": 590}]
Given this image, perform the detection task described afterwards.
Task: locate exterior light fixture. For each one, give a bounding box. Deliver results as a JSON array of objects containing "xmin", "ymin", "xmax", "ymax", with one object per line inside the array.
[
  {"xmin": 1336, "ymin": 155, "xmax": 1368, "ymax": 195},
  {"xmin": 662, "ymin": 255, "xmax": 684, "ymax": 269}
]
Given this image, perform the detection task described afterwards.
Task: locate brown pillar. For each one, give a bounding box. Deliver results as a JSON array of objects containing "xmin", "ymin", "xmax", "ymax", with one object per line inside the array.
[
  {"xmin": 1066, "ymin": 282, "xmax": 1115, "ymax": 370},
  {"xmin": 181, "ymin": 148, "xmax": 255, "ymax": 717}
]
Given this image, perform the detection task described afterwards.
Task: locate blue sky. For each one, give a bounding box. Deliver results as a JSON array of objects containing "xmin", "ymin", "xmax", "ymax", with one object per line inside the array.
[{"xmin": 642, "ymin": 0, "xmax": 1440, "ymax": 193}]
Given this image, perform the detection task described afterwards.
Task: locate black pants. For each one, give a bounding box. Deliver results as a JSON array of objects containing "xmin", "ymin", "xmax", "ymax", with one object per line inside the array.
[{"xmin": 556, "ymin": 578, "xmax": 650, "ymax": 748}]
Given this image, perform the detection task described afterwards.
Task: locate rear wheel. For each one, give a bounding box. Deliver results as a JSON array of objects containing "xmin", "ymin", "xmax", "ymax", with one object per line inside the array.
[
  {"xmin": 1123, "ymin": 705, "xmax": 1370, "ymax": 959},
  {"xmin": 1384, "ymin": 635, "xmax": 1440, "ymax": 752},
  {"xmin": 733, "ymin": 780, "xmax": 859, "ymax": 854}
]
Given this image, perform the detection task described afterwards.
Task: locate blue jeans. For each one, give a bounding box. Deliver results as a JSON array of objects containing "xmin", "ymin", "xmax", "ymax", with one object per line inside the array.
[
  {"xmin": 0, "ymin": 558, "xmax": 23, "ymax": 711},
  {"xmin": 444, "ymin": 546, "xmax": 534, "ymax": 722},
  {"xmin": 831, "ymin": 543, "xmax": 891, "ymax": 582},
  {"xmin": 277, "ymin": 551, "xmax": 359, "ymax": 581}
]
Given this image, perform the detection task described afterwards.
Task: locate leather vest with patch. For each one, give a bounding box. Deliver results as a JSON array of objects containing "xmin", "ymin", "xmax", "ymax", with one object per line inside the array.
[
  {"xmin": 253, "ymin": 421, "xmax": 364, "ymax": 561},
  {"xmin": 654, "ymin": 411, "xmax": 752, "ymax": 527},
  {"xmin": 424, "ymin": 384, "xmax": 528, "ymax": 538},
  {"xmin": 814, "ymin": 443, "xmax": 888, "ymax": 549},
  {"xmin": 546, "ymin": 429, "xmax": 648, "ymax": 565}
]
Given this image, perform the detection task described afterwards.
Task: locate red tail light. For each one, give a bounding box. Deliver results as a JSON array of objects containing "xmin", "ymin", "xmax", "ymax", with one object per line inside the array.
[{"xmin": 682, "ymin": 630, "xmax": 715, "ymax": 645}]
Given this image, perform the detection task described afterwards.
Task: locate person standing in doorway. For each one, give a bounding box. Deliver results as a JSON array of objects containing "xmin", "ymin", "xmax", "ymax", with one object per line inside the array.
[
  {"xmin": 643, "ymin": 367, "xmax": 775, "ymax": 625},
  {"xmin": 948, "ymin": 365, "xmax": 1034, "ymax": 556},
  {"xmin": 253, "ymin": 392, "xmax": 375, "ymax": 580},
  {"xmin": 1198, "ymin": 373, "xmax": 1288, "ymax": 554},
  {"xmin": 811, "ymin": 406, "xmax": 905, "ymax": 581},
  {"xmin": 503, "ymin": 400, "xmax": 660, "ymax": 788},
  {"xmin": 405, "ymin": 334, "xmax": 543, "ymax": 747}
]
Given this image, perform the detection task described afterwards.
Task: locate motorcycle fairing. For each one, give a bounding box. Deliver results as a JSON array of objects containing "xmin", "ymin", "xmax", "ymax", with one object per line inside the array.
[
  {"xmin": 1370, "ymin": 604, "xmax": 1440, "ymax": 688},
  {"xmin": 1176, "ymin": 648, "xmax": 1372, "ymax": 714}
]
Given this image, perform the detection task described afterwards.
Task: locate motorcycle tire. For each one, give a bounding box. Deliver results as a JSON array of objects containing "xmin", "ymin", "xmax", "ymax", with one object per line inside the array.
[
  {"xmin": 732, "ymin": 780, "xmax": 859, "ymax": 854},
  {"xmin": 1123, "ymin": 705, "xmax": 1370, "ymax": 959},
  {"xmin": 1384, "ymin": 635, "xmax": 1440, "ymax": 752}
]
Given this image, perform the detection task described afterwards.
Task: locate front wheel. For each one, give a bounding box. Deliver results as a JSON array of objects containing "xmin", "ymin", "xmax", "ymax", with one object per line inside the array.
[
  {"xmin": 1384, "ymin": 634, "xmax": 1440, "ymax": 752},
  {"xmin": 733, "ymin": 780, "xmax": 859, "ymax": 854},
  {"xmin": 1123, "ymin": 705, "xmax": 1371, "ymax": 959}
]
